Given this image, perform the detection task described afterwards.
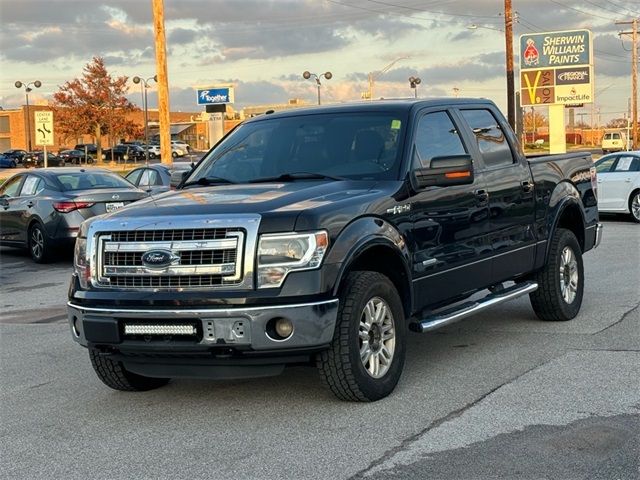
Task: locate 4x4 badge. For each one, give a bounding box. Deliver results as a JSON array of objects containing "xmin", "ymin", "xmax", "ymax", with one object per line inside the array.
[{"xmin": 386, "ymin": 204, "xmax": 411, "ymax": 215}]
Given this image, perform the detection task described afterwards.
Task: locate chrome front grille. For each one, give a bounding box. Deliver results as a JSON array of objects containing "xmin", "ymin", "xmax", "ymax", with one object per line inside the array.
[{"xmin": 96, "ymin": 228, "xmax": 245, "ymax": 290}]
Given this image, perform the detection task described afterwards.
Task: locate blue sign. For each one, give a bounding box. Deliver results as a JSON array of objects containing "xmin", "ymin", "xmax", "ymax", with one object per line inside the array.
[
  {"xmin": 520, "ymin": 29, "xmax": 591, "ymax": 69},
  {"xmin": 197, "ymin": 87, "xmax": 234, "ymax": 105}
]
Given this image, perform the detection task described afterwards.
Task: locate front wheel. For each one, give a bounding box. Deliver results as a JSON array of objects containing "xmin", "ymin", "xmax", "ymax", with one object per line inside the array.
[
  {"xmin": 171, "ymin": 151, "xmax": 178, "ymax": 158},
  {"xmin": 317, "ymin": 271, "xmax": 406, "ymax": 401},
  {"xmin": 629, "ymin": 191, "xmax": 640, "ymax": 223},
  {"xmin": 89, "ymin": 349, "xmax": 170, "ymax": 391},
  {"xmin": 530, "ymin": 228, "xmax": 584, "ymax": 321}
]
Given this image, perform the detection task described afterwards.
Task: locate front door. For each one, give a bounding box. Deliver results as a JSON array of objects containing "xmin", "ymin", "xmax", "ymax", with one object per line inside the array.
[
  {"xmin": 603, "ymin": 155, "xmax": 640, "ymax": 210},
  {"xmin": 0, "ymin": 175, "xmax": 26, "ymax": 244},
  {"xmin": 408, "ymin": 109, "xmax": 492, "ymax": 309},
  {"xmin": 457, "ymin": 107, "xmax": 536, "ymax": 282}
]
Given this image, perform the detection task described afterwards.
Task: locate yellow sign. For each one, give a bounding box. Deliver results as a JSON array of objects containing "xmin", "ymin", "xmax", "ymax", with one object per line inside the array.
[{"xmin": 34, "ymin": 111, "xmax": 54, "ymax": 146}]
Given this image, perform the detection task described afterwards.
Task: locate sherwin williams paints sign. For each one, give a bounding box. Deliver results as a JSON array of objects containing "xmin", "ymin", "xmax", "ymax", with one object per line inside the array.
[
  {"xmin": 196, "ymin": 86, "xmax": 234, "ymax": 105},
  {"xmin": 519, "ymin": 29, "xmax": 593, "ymax": 106}
]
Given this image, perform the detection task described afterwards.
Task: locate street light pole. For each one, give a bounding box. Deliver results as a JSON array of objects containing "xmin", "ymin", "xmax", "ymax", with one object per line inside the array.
[
  {"xmin": 302, "ymin": 71, "xmax": 332, "ymax": 105},
  {"xmin": 14, "ymin": 80, "xmax": 41, "ymax": 151},
  {"xmin": 409, "ymin": 76, "xmax": 422, "ymax": 98},
  {"xmin": 133, "ymin": 75, "xmax": 157, "ymax": 164}
]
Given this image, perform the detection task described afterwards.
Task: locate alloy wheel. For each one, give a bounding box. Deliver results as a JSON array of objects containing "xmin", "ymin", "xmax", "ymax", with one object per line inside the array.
[
  {"xmin": 632, "ymin": 193, "xmax": 640, "ymax": 221},
  {"xmin": 359, "ymin": 296, "xmax": 396, "ymax": 379},
  {"xmin": 31, "ymin": 227, "xmax": 44, "ymax": 260},
  {"xmin": 559, "ymin": 246, "xmax": 579, "ymax": 304}
]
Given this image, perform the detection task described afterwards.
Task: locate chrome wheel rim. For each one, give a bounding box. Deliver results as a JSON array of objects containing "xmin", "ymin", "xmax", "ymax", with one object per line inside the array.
[
  {"xmin": 31, "ymin": 228, "xmax": 43, "ymax": 259},
  {"xmin": 632, "ymin": 193, "xmax": 640, "ymax": 220},
  {"xmin": 559, "ymin": 246, "xmax": 578, "ymax": 304},
  {"xmin": 359, "ymin": 296, "xmax": 396, "ymax": 379}
]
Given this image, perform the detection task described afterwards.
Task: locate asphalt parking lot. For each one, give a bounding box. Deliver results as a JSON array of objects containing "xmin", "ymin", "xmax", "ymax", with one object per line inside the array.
[{"xmin": 1, "ymin": 216, "xmax": 638, "ymax": 480}]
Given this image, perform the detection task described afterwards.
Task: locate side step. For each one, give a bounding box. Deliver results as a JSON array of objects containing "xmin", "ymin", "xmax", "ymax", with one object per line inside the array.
[{"xmin": 409, "ymin": 281, "xmax": 538, "ymax": 333}]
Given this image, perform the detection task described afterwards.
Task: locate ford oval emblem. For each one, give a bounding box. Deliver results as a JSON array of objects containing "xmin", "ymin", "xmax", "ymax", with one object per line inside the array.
[
  {"xmin": 141, "ymin": 249, "xmax": 179, "ymax": 268},
  {"xmin": 112, "ymin": 194, "xmax": 120, "ymax": 200}
]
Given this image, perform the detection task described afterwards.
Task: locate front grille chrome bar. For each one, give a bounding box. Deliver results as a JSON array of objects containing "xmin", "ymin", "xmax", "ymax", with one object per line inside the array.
[
  {"xmin": 103, "ymin": 239, "xmax": 238, "ymax": 252},
  {"xmin": 103, "ymin": 263, "xmax": 237, "ymax": 276}
]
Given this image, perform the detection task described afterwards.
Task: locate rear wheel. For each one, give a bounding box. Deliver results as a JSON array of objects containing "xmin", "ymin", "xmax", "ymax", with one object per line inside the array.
[
  {"xmin": 149, "ymin": 152, "xmax": 156, "ymax": 159},
  {"xmin": 530, "ymin": 228, "xmax": 583, "ymax": 321},
  {"xmin": 317, "ymin": 271, "xmax": 406, "ymax": 401},
  {"xmin": 89, "ymin": 349, "xmax": 170, "ymax": 391},
  {"xmin": 28, "ymin": 223, "xmax": 51, "ymax": 263},
  {"xmin": 629, "ymin": 190, "xmax": 640, "ymax": 223}
]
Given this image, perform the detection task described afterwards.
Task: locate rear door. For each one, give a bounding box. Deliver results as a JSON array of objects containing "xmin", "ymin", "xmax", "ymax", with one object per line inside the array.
[
  {"xmin": 457, "ymin": 107, "xmax": 536, "ymax": 283},
  {"xmin": 408, "ymin": 109, "xmax": 492, "ymax": 307}
]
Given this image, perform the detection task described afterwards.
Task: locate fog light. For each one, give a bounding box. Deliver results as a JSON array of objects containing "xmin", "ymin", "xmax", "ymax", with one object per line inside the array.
[{"xmin": 274, "ymin": 318, "xmax": 294, "ymax": 338}]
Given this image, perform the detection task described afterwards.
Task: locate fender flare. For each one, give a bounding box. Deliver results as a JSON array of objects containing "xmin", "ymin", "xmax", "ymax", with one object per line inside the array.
[
  {"xmin": 326, "ymin": 216, "xmax": 412, "ymax": 300},
  {"xmin": 544, "ymin": 182, "xmax": 586, "ymax": 261}
]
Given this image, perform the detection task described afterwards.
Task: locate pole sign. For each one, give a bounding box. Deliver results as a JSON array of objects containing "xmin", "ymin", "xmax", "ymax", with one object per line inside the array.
[
  {"xmin": 519, "ymin": 29, "xmax": 593, "ymax": 106},
  {"xmin": 196, "ymin": 86, "xmax": 234, "ymax": 105},
  {"xmin": 34, "ymin": 111, "xmax": 54, "ymax": 146}
]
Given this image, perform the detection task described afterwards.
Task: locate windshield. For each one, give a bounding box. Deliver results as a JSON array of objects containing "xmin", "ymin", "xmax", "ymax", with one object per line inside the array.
[
  {"xmin": 188, "ymin": 112, "xmax": 407, "ymax": 184},
  {"xmin": 56, "ymin": 172, "xmax": 134, "ymax": 191}
]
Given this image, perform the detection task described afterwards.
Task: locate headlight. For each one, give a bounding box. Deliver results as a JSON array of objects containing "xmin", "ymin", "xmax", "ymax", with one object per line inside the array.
[
  {"xmin": 257, "ymin": 231, "xmax": 328, "ymax": 288},
  {"xmin": 74, "ymin": 237, "xmax": 90, "ymax": 289}
]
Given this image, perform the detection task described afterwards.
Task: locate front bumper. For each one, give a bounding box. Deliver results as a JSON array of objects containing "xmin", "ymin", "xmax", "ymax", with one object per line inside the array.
[
  {"xmin": 68, "ymin": 299, "xmax": 338, "ymax": 354},
  {"xmin": 594, "ymin": 222, "xmax": 603, "ymax": 248}
]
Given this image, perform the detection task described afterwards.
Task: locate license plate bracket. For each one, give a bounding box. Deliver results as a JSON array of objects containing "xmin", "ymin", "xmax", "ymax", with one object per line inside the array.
[{"xmin": 106, "ymin": 202, "xmax": 125, "ymax": 213}]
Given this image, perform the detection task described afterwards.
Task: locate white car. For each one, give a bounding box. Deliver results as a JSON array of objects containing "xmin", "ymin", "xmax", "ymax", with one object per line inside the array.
[
  {"xmin": 595, "ymin": 152, "xmax": 640, "ymax": 222},
  {"xmin": 144, "ymin": 144, "xmax": 186, "ymax": 158},
  {"xmin": 171, "ymin": 140, "xmax": 191, "ymax": 153}
]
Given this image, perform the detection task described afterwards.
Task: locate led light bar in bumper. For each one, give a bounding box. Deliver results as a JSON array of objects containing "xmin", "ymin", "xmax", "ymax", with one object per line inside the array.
[{"xmin": 124, "ymin": 324, "xmax": 197, "ymax": 335}]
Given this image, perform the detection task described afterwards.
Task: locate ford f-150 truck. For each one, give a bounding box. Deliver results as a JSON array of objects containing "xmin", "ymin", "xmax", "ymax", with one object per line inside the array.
[{"xmin": 68, "ymin": 99, "xmax": 602, "ymax": 401}]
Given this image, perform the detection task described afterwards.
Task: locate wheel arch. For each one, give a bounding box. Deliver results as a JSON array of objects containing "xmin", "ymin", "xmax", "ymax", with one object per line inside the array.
[
  {"xmin": 546, "ymin": 196, "xmax": 586, "ymax": 261},
  {"xmin": 328, "ymin": 217, "xmax": 413, "ymax": 319}
]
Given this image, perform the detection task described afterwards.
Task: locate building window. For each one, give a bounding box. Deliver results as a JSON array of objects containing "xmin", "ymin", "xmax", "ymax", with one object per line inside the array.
[{"xmin": 0, "ymin": 116, "xmax": 9, "ymax": 134}]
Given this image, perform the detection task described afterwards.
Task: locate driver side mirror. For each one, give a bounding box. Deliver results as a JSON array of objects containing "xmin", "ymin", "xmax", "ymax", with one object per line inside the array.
[{"xmin": 410, "ymin": 155, "xmax": 474, "ymax": 190}]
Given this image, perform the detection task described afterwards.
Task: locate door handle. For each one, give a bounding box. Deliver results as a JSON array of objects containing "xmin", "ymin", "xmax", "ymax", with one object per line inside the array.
[
  {"xmin": 521, "ymin": 181, "xmax": 534, "ymax": 193},
  {"xmin": 27, "ymin": 201, "xmax": 34, "ymax": 208},
  {"xmin": 625, "ymin": 178, "xmax": 632, "ymax": 182}
]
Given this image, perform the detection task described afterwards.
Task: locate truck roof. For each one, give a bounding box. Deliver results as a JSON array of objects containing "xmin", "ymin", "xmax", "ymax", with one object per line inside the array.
[{"xmin": 244, "ymin": 98, "xmax": 497, "ymax": 123}]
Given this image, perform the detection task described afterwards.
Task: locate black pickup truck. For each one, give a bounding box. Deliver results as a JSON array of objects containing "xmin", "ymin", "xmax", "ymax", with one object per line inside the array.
[{"xmin": 68, "ymin": 99, "xmax": 602, "ymax": 401}]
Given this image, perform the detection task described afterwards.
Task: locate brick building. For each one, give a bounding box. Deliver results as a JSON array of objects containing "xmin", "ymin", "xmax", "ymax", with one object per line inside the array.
[{"xmin": 0, "ymin": 105, "xmax": 211, "ymax": 152}]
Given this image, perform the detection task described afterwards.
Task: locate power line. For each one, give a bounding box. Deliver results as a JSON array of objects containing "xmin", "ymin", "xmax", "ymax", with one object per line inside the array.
[{"xmin": 548, "ymin": 0, "xmax": 619, "ymax": 21}]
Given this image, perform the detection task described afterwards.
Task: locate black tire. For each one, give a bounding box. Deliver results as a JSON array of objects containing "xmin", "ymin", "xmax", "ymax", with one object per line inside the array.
[
  {"xmin": 149, "ymin": 152, "xmax": 156, "ymax": 159},
  {"xmin": 171, "ymin": 151, "xmax": 178, "ymax": 158},
  {"xmin": 89, "ymin": 349, "xmax": 170, "ymax": 392},
  {"xmin": 28, "ymin": 222, "xmax": 51, "ymax": 263},
  {"xmin": 629, "ymin": 190, "xmax": 640, "ymax": 223},
  {"xmin": 530, "ymin": 228, "xmax": 584, "ymax": 321},
  {"xmin": 317, "ymin": 271, "xmax": 406, "ymax": 402}
]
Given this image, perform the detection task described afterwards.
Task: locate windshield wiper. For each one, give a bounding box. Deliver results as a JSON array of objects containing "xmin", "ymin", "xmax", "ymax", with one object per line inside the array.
[
  {"xmin": 181, "ymin": 176, "xmax": 235, "ymax": 188},
  {"xmin": 249, "ymin": 172, "xmax": 346, "ymax": 183}
]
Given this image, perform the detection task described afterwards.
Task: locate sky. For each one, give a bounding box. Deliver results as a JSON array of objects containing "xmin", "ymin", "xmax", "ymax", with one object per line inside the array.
[{"xmin": 0, "ymin": 0, "xmax": 637, "ymax": 124}]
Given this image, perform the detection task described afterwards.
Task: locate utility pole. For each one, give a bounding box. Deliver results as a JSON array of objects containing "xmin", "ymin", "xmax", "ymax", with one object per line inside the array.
[
  {"xmin": 617, "ymin": 18, "xmax": 638, "ymax": 149},
  {"xmin": 152, "ymin": 0, "xmax": 172, "ymax": 165},
  {"xmin": 504, "ymin": 0, "xmax": 515, "ymax": 130}
]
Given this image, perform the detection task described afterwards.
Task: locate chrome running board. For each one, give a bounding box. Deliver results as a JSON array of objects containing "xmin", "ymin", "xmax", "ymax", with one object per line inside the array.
[{"xmin": 409, "ymin": 282, "xmax": 538, "ymax": 333}]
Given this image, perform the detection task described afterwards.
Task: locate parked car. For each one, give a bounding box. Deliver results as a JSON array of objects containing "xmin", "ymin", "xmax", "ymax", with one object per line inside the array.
[
  {"xmin": 74, "ymin": 144, "xmax": 98, "ymax": 156},
  {"xmin": 103, "ymin": 144, "xmax": 145, "ymax": 162},
  {"xmin": 125, "ymin": 163, "xmax": 193, "ymax": 195},
  {"xmin": 2, "ymin": 149, "xmax": 28, "ymax": 164},
  {"xmin": 602, "ymin": 131, "xmax": 628, "ymax": 154},
  {"xmin": 68, "ymin": 99, "xmax": 601, "ymax": 401},
  {"xmin": 0, "ymin": 154, "xmax": 18, "ymax": 168},
  {"xmin": 0, "ymin": 168, "xmax": 148, "ymax": 262},
  {"xmin": 59, "ymin": 149, "xmax": 93, "ymax": 165},
  {"xmin": 594, "ymin": 151, "xmax": 640, "ymax": 222},
  {"xmin": 145, "ymin": 143, "xmax": 187, "ymax": 158},
  {"xmin": 171, "ymin": 139, "xmax": 191, "ymax": 153},
  {"xmin": 23, "ymin": 151, "xmax": 65, "ymax": 168}
]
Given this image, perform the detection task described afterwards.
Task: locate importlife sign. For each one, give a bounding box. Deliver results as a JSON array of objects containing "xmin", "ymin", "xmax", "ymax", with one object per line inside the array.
[
  {"xmin": 519, "ymin": 29, "xmax": 593, "ymax": 106},
  {"xmin": 196, "ymin": 86, "xmax": 234, "ymax": 105},
  {"xmin": 34, "ymin": 111, "xmax": 54, "ymax": 146}
]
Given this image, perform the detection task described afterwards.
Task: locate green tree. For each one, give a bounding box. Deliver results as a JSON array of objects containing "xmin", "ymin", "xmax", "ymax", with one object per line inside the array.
[{"xmin": 52, "ymin": 57, "xmax": 138, "ymax": 160}]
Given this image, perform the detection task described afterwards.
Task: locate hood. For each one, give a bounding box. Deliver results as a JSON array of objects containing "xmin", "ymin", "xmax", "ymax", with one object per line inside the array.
[{"xmin": 104, "ymin": 180, "xmax": 387, "ymax": 230}]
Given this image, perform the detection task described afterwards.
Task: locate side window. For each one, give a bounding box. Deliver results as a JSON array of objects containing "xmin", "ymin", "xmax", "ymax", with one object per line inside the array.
[
  {"xmin": 21, "ymin": 176, "xmax": 44, "ymax": 196},
  {"xmin": 0, "ymin": 176, "xmax": 24, "ymax": 197},
  {"xmin": 413, "ymin": 111, "xmax": 467, "ymax": 168},
  {"xmin": 149, "ymin": 170, "xmax": 162, "ymax": 186},
  {"xmin": 595, "ymin": 157, "xmax": 616, "ymax": 173},
  {"xmin": 139, "ymin": 169, "xmax": 152, "ymax": 187},
  {"xmin": 126, "ymin": 169, "xmax": 143, "ymax": 186},
  {"xmin": 460, "ymin": 109, "xmax": 515, "ymax": 168},
  {"xmin": 614, "ymin": 156, "xmax": 640, "ymax": 172}
]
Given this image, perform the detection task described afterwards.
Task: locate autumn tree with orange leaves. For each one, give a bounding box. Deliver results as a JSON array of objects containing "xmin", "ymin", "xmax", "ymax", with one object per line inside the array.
[{"xmin": 52, "ymin": 57, "xmax": 140, "ymax": 161}]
